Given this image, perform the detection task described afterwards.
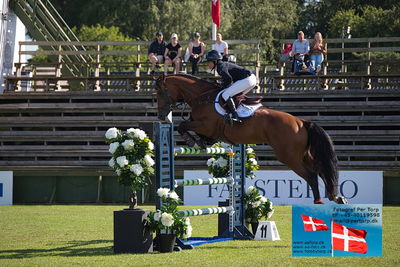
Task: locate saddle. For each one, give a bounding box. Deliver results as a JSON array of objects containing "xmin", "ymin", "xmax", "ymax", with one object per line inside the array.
[{"xmin": 218, "ymin": 92, "xmax": 263, "ymax": 109}]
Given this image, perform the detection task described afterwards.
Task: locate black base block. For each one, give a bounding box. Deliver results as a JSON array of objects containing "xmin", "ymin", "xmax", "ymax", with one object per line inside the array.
[{"xmin": 114, "ymin": 209, "xmax": 153, "ymax": 253}]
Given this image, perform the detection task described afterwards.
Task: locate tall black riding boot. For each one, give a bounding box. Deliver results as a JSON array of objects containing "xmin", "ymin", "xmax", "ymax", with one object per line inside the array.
[{"xmin": 225, "ymin": 97, "xmax": 242, "ymax": 125}]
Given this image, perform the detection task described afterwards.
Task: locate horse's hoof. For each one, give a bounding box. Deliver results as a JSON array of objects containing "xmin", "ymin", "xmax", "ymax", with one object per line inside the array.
[
  {"xmin": 335, "ymin": 196, "xmax": 348, "ymax": 204},
  {"xmin": 314, "ymin": 199, "xmax": 324, "ymax": 204}
]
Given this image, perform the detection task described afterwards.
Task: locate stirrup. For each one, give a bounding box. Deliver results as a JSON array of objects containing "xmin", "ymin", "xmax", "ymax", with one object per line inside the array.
[{"xmin": 224, "ymin": 113, "xmax": 242, "ymax": 126}]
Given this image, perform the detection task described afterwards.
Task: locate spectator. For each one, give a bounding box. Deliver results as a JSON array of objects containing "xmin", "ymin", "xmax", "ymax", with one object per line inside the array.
[
  {"xmin": 290, "ymin": 31, "xmax": 310, "ymax": 72},
  {"xmin": 309, "ymin": 32, "xmax": 327, "ymax": 73},
  {"xmin": 148, "ymin": 31, "xmax": 167, "ymax": 75},
  {"xmin": 188, "ymin": 32, "xmax": 205, "ymax": 75},
  {"xmin": 212, "ymin": 33, "xmax": 229, "ymax": 61},
  {"xmin": 164, "ymin": 33, "xmax": 182, "ymax": 74}
]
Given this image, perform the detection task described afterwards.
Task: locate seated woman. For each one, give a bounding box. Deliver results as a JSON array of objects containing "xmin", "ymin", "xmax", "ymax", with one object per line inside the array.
[
  {"xmin": 188, "ymin": 32, "xmax": 205, "ymax": 75},
  {"xmin": 212, "ymin": 33, "xmax": 229, "ymax": 61},
  {"xmin": 164, "ymin": 33, "xmax": 182, "ymax": 74},
  {"xmin": 309, "ymin": 32, "xmax": 327, "ymax": 73},
  {"xmin": 203, "ymin": 50, "xmax": 257, "ymax": 125}
]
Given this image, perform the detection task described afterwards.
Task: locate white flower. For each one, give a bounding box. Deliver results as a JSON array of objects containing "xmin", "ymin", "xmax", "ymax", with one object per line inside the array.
[
  {"xmin": 207, "ymin": 158, "xmax": 216, "ymax": 167},
  {"xmin": 109, "ymin": 142, "xmax": 119, "ymax": 154},
  {"xmin": 216, "ymin": 157, "xmax": 228, "ymax": 168},
  {"xmin": 148, "ymin": 141, "xmax": 154, "ymax": 150},
  {"xmin": 270, "ymin": 201, "xmax": 273, "ymax": 209},
  {"xmin": 127, "ymin": 128, "xmax": 147, "ymax": 140},
  {"xmin": 161, "ymin": 212, "xmax": 174, "ymax": 227},
  {"xmin": 153, "ymin": 211, "xmax": 161, "ymax": 221},
  {"xmin": 121, "ymin": 139, "xmax": 135, "ymax": 150},
  {"xmin": 246, "ymin": 186, "xmax": 255, "ymax": 195},
  {"xmin": 116, "ymin": 156, "xmax": 128, "ymax": 168},
  {"xmin": 182, "ymin": 224, "xmax": 193, "ymax": 239},
  {"xmin": 115, "ymin": 169, "xmax": 121, "ymax": 176},
  {"xmin": 168, "ymin": 191, "xmax": 179, "ymax": 200},
  {"xmin": 144, "ymin": 155, "xmax": 155, "ymax": 166},
  {"xmin": 105, "ymin": 127, "xmax": 119, "ymax": 139},
  {"xmin": 130, "ymin": 164, "xmax": 143, "ymax": 176},
  {"xmin": 185, "ymin": 217, "xmax": 191, "ymax": 226},
  {"xmin": 260, "ymin": 196, "xmax": 267, "ymax": 203},
  {"xmin": 249, "ymin": 158, "xmax": 258, "ymax": 165},
  {"xmin": 157, "ymin": 188, "xmax": 170, "ymax": 198},
  {"xmin": 246, "ymin": 147, "xmax": 254, "ymax": 154},
  {"xmin": 108, "ymin": 158, "xmax": 115, "ymax": 168},
  {"xmin": 267, "ymin": 209, "xmax": 274, "ymax": 219},
  {"xmin": 253, "ymin": 201, "xmax": 261, "ymax": 208}
]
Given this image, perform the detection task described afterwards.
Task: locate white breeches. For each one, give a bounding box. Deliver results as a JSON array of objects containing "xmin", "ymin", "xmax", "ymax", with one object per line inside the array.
[{"xmin": 222, "ymin": 74, "xmax": 257, "ymax": 100}]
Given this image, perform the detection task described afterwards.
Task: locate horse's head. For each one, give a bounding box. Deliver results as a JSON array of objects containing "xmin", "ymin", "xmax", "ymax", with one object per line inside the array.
[{"xmin": 155, "ymin": 73, "xmax": 177, "ymax": 121}]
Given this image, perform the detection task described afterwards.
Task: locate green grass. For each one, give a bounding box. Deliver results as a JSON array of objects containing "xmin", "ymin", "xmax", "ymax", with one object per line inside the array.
[{"xmin": 0, "ymin": 205, "xmax": 399, "ymax": 267}]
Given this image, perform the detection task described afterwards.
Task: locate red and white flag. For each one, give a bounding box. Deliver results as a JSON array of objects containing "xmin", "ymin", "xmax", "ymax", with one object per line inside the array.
[
  {"xmin": 332, "ymin": 222, "xmax": 368, "ymax": 254},
  {"xmin": 211, "ymin": 0, "xmax": 220, "ymax": 28},
  {"xmin": 300, "ymin": 214, "xmax": 329, "ymax": 231}
]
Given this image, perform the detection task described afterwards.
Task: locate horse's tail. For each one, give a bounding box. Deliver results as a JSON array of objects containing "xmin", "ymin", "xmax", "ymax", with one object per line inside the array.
[{"xmin": 303, "ymin": 121, "xmax": 338, "ymax": 200}]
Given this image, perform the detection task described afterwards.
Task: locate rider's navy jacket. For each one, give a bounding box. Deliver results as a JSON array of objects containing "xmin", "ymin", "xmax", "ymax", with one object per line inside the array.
[{"xmin": 216, "ymin": 61, "xmax": 252, "ymax": 88}]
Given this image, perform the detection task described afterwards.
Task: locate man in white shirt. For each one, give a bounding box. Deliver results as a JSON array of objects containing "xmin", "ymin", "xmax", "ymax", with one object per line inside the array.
[{"xmin": 212, "ymin": 33, "xmax": 229, "ymax": 61}]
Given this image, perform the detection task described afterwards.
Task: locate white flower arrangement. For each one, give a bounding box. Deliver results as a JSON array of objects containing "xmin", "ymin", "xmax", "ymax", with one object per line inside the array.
[
  {"xmin": 147, "ymin": 188, "xmax": 192, "ymax": 239},
  {"xmin": 244, "ymin": 186, "xmax": 274, "ymax": 223},
  {"xmin": 207, "ymin": 143, "xmax": 260, "ymax": 178},
  {"xmin": 105, "ymin": 127, "xmax": 154, "ymax": 192}
]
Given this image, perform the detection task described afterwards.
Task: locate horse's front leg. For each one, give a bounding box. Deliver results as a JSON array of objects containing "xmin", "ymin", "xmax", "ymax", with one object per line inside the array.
[{"xmin": 177, "ymin": 121, "xmax": 196, "ymax": 147}]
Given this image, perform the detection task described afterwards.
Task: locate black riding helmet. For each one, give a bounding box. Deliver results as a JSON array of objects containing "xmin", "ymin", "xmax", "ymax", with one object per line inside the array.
[{"xmin": 203, "ymin": 50, "xmax": 222, "ymax": 62}]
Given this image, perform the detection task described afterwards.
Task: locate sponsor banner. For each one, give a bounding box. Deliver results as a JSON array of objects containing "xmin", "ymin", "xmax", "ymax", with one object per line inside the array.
[
  {"xmin": 183, "ymin": 170, "xmax": 382, "ymax": 205},
  {"xmin": 0, "ymin": 171, "xmax": 13, "ymax": 205},
  {"xmin": 292, "ymin": 204, "xmax": 382, "ymax": 257}
]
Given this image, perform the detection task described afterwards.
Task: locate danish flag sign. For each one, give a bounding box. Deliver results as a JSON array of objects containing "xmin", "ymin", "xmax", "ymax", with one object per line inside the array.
[
  {"xmin": 300, "ymin": 214, "xmax": 328, "ymax": 231},
  {"xmin": 211, "ymin": 0, "xmax": 220, "ymax": 28},
  {"xmin": 332, "ymin": 222, "xmax": 368, "ymax": 254}
]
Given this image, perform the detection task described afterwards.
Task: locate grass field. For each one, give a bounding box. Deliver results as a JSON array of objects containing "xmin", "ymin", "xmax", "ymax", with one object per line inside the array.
[{"xmin": 0, "ymin": 205, "xmax": 399, "ymax": 267}]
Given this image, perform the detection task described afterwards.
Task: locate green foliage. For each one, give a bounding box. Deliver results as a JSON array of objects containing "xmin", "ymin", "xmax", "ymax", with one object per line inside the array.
[
  {"xmin": 74, "ymin": 24, "xmax": 137, "ymax": 65},
  {"xmin": 227, "ymin": 0, "xmax": 297, "ymax": 62},
  {"xmin": 328, "ymin": 5, "xmax": 400, "ymax": 38}
]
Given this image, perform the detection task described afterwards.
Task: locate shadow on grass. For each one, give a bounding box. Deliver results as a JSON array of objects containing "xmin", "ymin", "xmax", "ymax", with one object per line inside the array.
[{"xmin": 0, "ymin": 240, "xmax": 114, "ymax": 259}]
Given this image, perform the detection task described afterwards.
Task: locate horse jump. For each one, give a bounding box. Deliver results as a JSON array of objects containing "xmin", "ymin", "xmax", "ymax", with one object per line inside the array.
[{"xmin": 154, "ymin": 122, "xmax": 253, "ymax": 248}]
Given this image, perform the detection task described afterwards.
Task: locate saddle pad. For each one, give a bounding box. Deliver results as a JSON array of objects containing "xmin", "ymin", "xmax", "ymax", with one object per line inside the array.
[{"xmin": 214, "ymin": 90, "xmax": 263, "ymax": 119}]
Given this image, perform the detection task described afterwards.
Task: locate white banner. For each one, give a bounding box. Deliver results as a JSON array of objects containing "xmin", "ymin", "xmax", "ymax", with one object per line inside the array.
[
  {"xmin": 0, "ymin": 171, "xmax": 13, "ymax": 205},
  {"xmin": 183, "ymin": 170, "xmax": 382, "ymax": 205}
]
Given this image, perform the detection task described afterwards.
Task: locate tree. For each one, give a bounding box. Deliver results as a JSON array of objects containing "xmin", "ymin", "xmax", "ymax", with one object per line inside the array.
[
  {"xmin": 328, "ymin": 5, "xmax": 400, "ymax": 38},
  {"xmin": 227, "ymin": 0, "xmax": 297, "ymax": 62}
]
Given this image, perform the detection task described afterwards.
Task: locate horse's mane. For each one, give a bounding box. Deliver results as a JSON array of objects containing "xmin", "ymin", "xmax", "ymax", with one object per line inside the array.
[{"xmin": 170, "ymin": 74, "xmax": 215, "ymax": 88}]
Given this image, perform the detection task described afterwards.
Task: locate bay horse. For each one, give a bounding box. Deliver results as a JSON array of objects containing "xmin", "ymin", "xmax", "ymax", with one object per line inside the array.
[{"xmin": 155, "ymin": 73, "xmax": 347, "ymax": 204}]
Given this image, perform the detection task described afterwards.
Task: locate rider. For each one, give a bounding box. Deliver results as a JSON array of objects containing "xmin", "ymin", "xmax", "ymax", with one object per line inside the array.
[{"xmin": 204, "ymin": 50, "xmax": 257, "ymax": 125}]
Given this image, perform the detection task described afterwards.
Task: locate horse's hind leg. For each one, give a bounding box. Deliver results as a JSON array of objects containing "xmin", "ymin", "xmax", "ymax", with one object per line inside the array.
[{"xmin": 287, "ymin": 162, "xmax": 323, "ymax": 204}]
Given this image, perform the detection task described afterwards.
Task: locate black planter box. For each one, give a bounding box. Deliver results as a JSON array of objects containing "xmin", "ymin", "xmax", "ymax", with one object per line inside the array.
[{"xmin": 114, "ymin": 209, "xmax": 153, "ymax": 253}]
